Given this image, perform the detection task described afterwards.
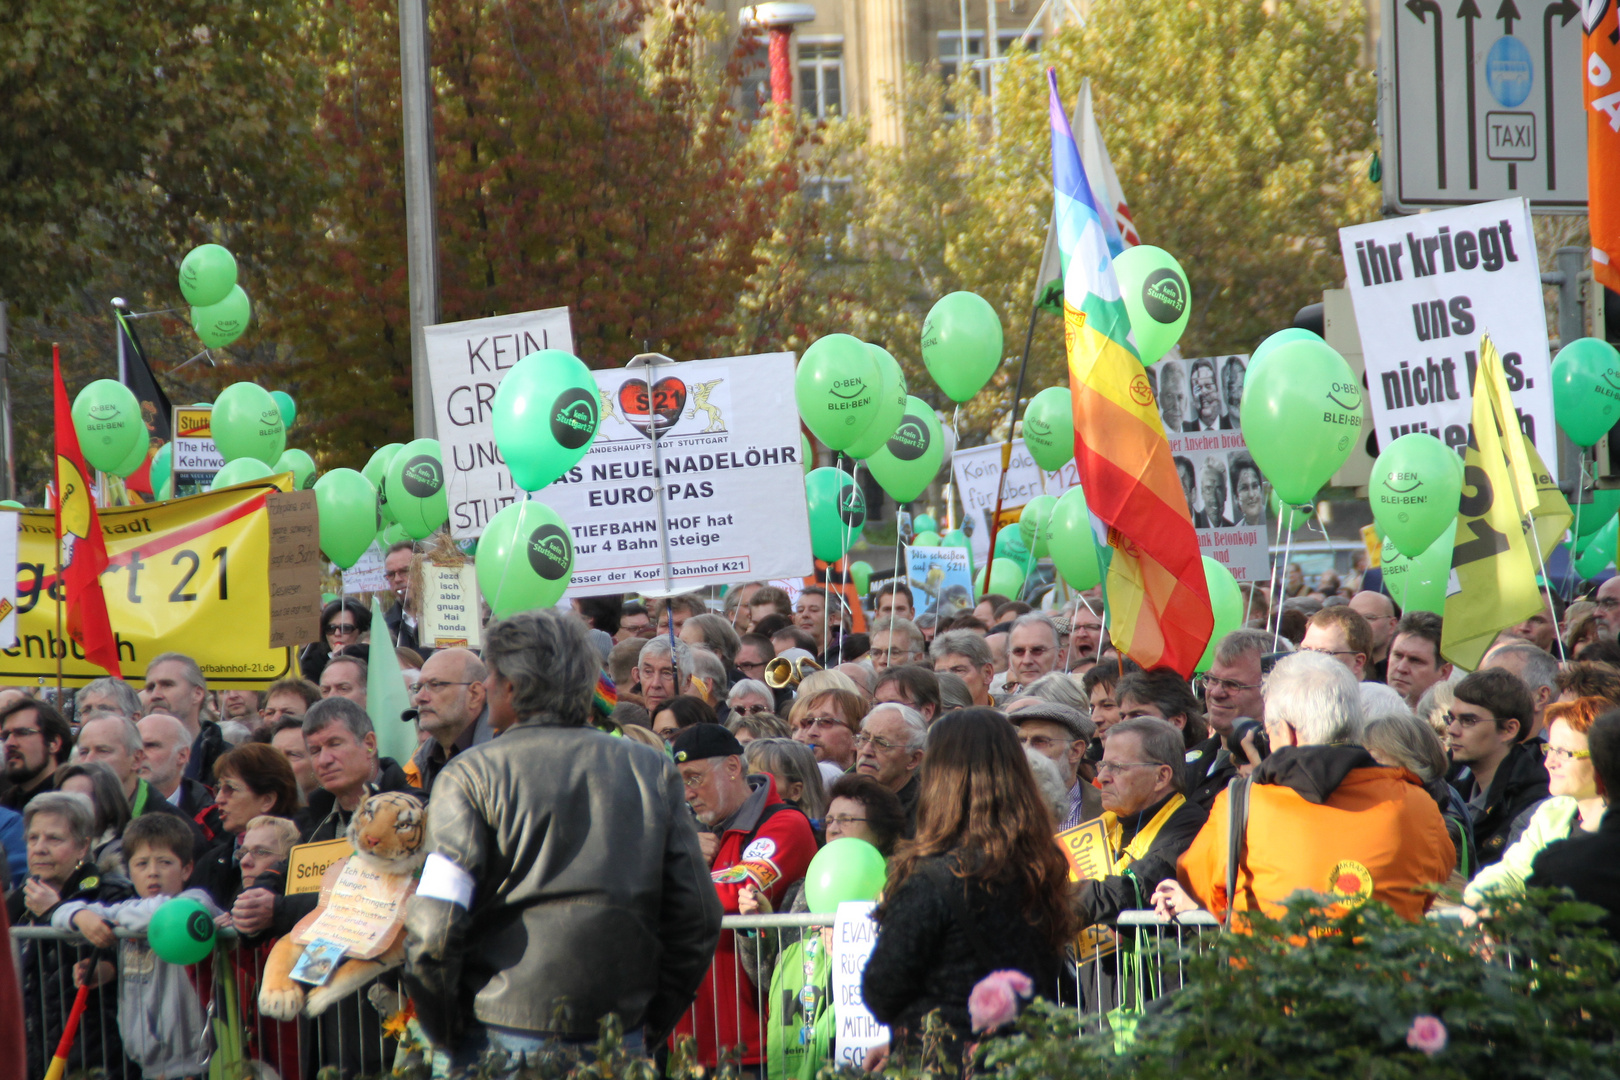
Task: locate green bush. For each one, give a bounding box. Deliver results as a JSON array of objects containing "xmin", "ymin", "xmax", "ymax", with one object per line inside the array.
[{"xmin": 982, "ymin": 892, "xmax": 1620, "ymax": 1080}]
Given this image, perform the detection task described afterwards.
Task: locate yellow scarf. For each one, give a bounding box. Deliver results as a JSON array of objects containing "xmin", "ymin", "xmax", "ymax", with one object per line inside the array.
[{"xmin": 1100, "ymin": 793, "xmax": 1187, "ymax": 874}]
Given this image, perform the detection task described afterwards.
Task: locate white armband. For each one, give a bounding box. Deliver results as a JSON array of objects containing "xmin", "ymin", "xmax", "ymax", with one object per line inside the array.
[{"xmin": 416, "ymin": 853, "xmax": 476, "ymax": 909}]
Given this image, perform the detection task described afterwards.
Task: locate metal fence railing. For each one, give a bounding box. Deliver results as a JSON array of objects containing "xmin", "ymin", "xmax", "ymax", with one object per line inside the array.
[{"xmin": 13, "ymin": 909, "xmax": 1220, "ymax": 1079}]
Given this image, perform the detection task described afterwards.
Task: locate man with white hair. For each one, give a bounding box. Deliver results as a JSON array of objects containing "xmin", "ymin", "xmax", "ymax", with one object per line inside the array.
[
  {"xmin": 854, "ymin": 704, "xmax": 927, "ymax": 831},
  {"xmin": 637, "ymin": 636, "xmax": 692, "ymax": 716},
  {"xmin": 136, "ymin": 712, "xmax": 224, "ymax": 839},
  {"xmin": 75, "ymin": 713, "xmax": 202, "ymax": 835},
  {"xmin": 1154, "ymin": 652, "xmax": 1454, "ymax": 923}
]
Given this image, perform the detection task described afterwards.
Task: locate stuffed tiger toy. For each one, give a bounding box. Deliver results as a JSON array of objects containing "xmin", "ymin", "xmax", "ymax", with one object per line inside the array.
[{"xmin": 258, "ymin": 791, "xmax": 427, "ymax": 1019}]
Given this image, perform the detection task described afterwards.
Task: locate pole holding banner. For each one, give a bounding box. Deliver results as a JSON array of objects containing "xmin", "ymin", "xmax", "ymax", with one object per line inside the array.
[{"xmin": 400, "ymin": 0, "xmax": 441, "ymax": 441}]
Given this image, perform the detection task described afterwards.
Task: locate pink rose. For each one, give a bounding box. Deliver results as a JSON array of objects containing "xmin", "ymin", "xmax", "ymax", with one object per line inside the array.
[
  {"xmin": 968, "ymin": 970, "xmax": 1035, "ymax": 1033},
  {"xmin": 1406, "ymin": 1015, "xmax": 1447, "ymax": 1056}
]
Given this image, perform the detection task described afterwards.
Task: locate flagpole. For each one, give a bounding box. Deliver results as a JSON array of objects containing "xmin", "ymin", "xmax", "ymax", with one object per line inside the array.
[
  {"xmin": 53, "ymin": 343, "xmax": 64, "ymax": 703},
  {"xmin": 979, "ymin": 302, "xmax": 1040, "ymax": 597}
]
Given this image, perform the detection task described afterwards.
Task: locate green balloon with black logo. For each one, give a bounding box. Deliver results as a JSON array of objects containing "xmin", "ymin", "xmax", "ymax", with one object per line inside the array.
[
  {"xmin": 1114, "ymin": 245, "xmax": 1191, "ymax": 365},
  {"xmin": 71, "ymin": 379, "xmax": 144, "ymax": 474},
  {"xmin": 1022, "ymin": 387, "xmax": 1074, "ymax": 473},
  {"xmin": 476, "ymin": 499, "xmax": 574, "ymax": 617},
  {"xmin": 866, "ymin": 396, "xmax": 944, "ymax": 504},
  {"xmin": 844, "ymin": 344, "xmax": 908, "ymax": 460},
  {"xmin": 1369, "ymin": 433, "xmax": 1462, "ymax": 558},
  {"xmin": 363, "ymin": 443, "xmax": 404, "ymax": 523},
  {"xmin": 383, "ymin": 438, "xmax": 449, "ymax": 540},
  {"xmin": 805, "ymin": 467, "xmax": 865, "ymax": 563},
  {"xmin": 1239, "ymin": 338, "xmax": 1362, "ymax": 506},
  {"xmin": 275, "ymin": 448, "xmax": 318, "ymax": 491},
  {"xmin": 493, "ymin": 349, "xmax": 600, "ymax": 492}
]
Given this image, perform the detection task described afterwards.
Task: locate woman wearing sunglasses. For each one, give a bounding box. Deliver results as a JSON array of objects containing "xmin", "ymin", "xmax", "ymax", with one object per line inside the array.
[{"xmin": 299, "ymin": 598, "xmax": 372, "ymax": 684}]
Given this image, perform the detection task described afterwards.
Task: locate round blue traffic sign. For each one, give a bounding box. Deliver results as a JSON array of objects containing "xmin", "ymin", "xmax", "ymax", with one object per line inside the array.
[{"xmin": 1485, "ymin": 36, "xmax": 1532, "ymax": 108}]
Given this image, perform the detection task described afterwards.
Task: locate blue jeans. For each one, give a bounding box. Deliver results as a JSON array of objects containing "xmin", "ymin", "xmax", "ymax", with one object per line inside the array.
[{"xmin": 435, "ymin": 1024, "xmax": 645, "ymax": 1077}]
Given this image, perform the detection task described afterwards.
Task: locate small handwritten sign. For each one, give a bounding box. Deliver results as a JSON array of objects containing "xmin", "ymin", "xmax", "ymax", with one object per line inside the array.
[
  {"xmin": 266, "ymin": 491, "xmax": 323, "ymax": 648},
  {"xmin": 420, "ymin": 562, "xmax": 481, "ymax": 649},
  {"xmin": 298, "ymin": 858, "xmax": 416, "ymax": 959}
]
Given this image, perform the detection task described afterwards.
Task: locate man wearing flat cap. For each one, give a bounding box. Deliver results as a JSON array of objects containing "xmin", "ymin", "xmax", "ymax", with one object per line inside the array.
[
  {"xmin": 670, "ymin": 724, "xmax": 818, "ymax": 1070},
  {"xmin": 1009, "ymin": 697, "xmax": 1101, "ymax": 830}
]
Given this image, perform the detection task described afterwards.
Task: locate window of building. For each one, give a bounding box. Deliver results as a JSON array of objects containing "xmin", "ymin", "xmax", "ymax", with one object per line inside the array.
[
  {"xmin": 938, "ymin": 30, "xmax": 1042, "ymax": 95},
  {"xmin": 739, "ymin": 38, "xmax": 770, "ymax": 121},
  {"xmin": 798, "ymin": 40, "xmax": 843, "ymax": 120}
]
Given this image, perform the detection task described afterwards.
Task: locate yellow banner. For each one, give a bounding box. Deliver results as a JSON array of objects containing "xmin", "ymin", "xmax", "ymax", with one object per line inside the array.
[
  {"xmin": 1, "ymin": 481, "xmax": 297, "ymax": 688},
  {"xmin": 1442, "ymin": 337, "xmax": 1544, "ymax": 671}
]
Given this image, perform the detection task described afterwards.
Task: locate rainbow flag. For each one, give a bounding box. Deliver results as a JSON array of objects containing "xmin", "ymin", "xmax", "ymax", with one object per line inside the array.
[{"xmin": 1048, "ymin": 70, "xmax": 1211, "ymax": 676}]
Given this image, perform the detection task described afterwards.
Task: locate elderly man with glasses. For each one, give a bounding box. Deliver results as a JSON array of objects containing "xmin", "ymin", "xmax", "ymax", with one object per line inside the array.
[
  {"xmin": 854, "ymin": 704, "xmax": 927, "ymax": 832},
  {"xmin": 407, "ymin": 648, "xmax": 493, "ymax": 795}
]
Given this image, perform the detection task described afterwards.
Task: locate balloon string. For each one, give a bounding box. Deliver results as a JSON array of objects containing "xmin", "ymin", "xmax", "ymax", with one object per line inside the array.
[
  {"xmin": 1567, "ymin": 457, "xmax": 1589, "ymax": 602},
  {"xmin": 1269, "ymin": 498, "xmax": 1289, "ymax": 653},
  {"xmin": 1525, "ymin": 508, "xmax": 1568, "ymax": 663}
]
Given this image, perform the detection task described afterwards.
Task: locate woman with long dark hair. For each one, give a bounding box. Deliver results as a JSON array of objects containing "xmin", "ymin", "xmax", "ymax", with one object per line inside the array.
[{"xmin": 861, "ymin": 707, "xmax": 1075, "ymax": 1064}]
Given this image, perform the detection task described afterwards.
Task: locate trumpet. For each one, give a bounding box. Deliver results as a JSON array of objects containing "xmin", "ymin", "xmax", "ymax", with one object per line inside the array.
[{"xmin": 764, "ymin": 655, "xmax": 821, "ymax": 689}]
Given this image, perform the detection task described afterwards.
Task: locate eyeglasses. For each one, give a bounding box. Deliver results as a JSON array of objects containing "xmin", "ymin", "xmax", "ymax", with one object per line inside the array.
[
  {"xmin": 1, "ymin": 728, "xmax": 41, "ymax": 742},
  {"xmin": 240, "ymin": 847, "xmax": 281, "ymax": 862},
  {"xmin": 799, "ymin": 716, "xmax": 846, "ymax": 730},
  {"xmin": 1019, "ymin": 734, "xmax": 1068, "ymax": 752},
  {"xmin": 731, "ymin": 703, "xmax": 775, "ymax": 717},
  {"xmin": 1195, "ymin": 674, "xmax": 1260, "ymax": 695},
  {"xmin": 328, "ymin": 622, "xmax": 359, "ymax": 636},
  {"xmin": 1443, "ymin": 710, "xmax": 1495, "ymax": 729},
  {"xmin": 737, "ymin": 661, "xmax": 766, "ymax": 673},
  {"xmin": 410, "ymin": 679, "xmax": 475, "ymax": 696},
  {"xmin": 1542, "ymin": 744, "xmax": 1592, "ymax": 762},
  {"xmin": 640, "ymin": 666, "xmax": 678, "ymax": 683},
  {"xmin": 826, "ymin": 814, "xmax": 867, "ymax": 827},
  {"xmin": 853, "ymin": 732, "xmax": 901, "ymax": 752},
  {"xmin": 1096, "ymin": 761, "xmax": 1163, "ymax": 776},
  {"xmin": 681, "ymin": 766, "xmax": 715, "ymax": 788}
]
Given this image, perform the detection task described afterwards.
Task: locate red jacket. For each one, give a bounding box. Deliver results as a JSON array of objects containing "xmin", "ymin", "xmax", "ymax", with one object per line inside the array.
[{"xmin": 675, "ymin": 773, "xmax": 816, "ymax": 1066}]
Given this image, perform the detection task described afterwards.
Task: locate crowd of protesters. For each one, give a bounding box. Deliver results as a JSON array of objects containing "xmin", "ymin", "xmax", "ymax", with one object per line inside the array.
[{"xmin": 5, "ymin": 542, "xmax": 1620, "ymax": 1079}]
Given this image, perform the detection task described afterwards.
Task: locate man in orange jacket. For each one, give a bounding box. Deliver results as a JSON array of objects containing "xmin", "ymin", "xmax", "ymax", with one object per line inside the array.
[{"xmin": 1154, "ymin": 652, "xmax": 1454, "ymax": 924}]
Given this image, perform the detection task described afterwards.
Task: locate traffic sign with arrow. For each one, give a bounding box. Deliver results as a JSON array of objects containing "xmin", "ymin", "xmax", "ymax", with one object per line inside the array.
[{"xmin": 1379, "ymin": 0, "xmax": 1587, "ymax": 211}]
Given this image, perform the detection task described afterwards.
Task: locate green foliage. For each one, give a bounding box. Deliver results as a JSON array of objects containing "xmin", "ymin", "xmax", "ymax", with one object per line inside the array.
[{"xmin": 977, "ymin": 892, "xmax": 1620, "ymax": 1080}]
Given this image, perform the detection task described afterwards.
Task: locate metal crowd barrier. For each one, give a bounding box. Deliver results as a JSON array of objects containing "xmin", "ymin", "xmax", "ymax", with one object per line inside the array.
[
  {"xmin": 11, "ymin": 923, "xmax": 406, "ymax": 1080},
  {"xmin": 15, "ymin": 909, "xmax": 1223, "ymax": 1080}
]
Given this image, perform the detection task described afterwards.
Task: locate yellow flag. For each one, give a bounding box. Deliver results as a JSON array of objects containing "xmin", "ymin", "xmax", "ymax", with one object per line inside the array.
[
  {"xmin": 1442, "ymin": 336, "xmax": 1545, "ymax": 671},
  {"xmin": 1524, "ymin": 442, "xmax": 1573, "ymax": 564}
]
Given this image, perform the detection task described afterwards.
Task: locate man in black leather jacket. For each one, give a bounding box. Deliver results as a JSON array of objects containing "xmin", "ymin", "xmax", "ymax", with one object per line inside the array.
[{"xmin": 404, "ymin": 608, "xmax": 721, "ymax": 1068}]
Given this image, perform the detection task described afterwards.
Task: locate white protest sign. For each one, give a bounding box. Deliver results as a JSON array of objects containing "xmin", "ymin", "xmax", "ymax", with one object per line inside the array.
[
  {"xmin": 951, "ymin": 439, "xmax": 1077, "ymax": 564},
  {"xmin": 423, "ymin": 307, "xmax": 575, "ymax": 538},
  {"xmin": 1159, "ymin": 354, "xmax": 1268, "ymax": 583},
  {"xmin": 171, "ymin": 405, "xmax": 224, "ymax": 492},
  {"xmin": 1340, "ymin": 198, "xmax": 1557, "ymax": 474},
  {"xmin": 419, "ymin": 562, "xmax": 482, "ymax": 649},
  {"xmin": 342, "ymin": 542, "xmax": 388, "ymax": 594},
  {"xmin": 0, "ymin": 511, "xmax": 16, "ymax": 648},
  {"xmin": 546, "ymin": 353, "xmax": 813, "ymax": 597},
  {"xmin": 831, "ymin": 901, "xmax": 888, "ymax": 1068}
]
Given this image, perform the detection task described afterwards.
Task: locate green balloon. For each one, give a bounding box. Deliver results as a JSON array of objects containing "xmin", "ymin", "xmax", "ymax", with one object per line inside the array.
[
  {"xmin": 804, "ymin": 838, "xmax": 887, "ymax": 913},
  {"xmin": 383, "ymin": 438, "xmax": 448, "ymax": 540},
  {"xmin": 208, "ymin": 456, "xmax": 274, "ymax": 491},
  {"xmin": 1019, "ymin": 495, "xmax": 1056, "ymax": 558},
  {"xmin": 476, "ymin": 499, "xmax": 574, "ymax": 618},
  {"xmin": 492, "ymin": 350, "xmax": 600, "ymax": 492},
  {"xmin": 1114, "ymin": 245, "xmax": 1191, "ymax": 365},
  {"xmin": 276, "ymin": 448, "xmax": 317, "ymax": 490},
  {"xmin": 1552, "ymin": 338, "xmax": 1620, "ymax": 446},
  {"xmin": 1240, "ymin": 339, "xmax": 1362, "ymax": 506},
  {"xmin": 0, "ymin": 500, "xmax": 23, "ymax": 509},
  {"xmin": 147, "ymin": 896, "xmax": 216, "ymax": 965},
  {"xmin": 71, "ymin": 379, "xmax": 144, "ymax": 473},
  {"xmin": 1195, "ymin": 556, "xmax": 1244, "ymax": 673},
  {"xmin": 156, "ymin": 476, "xmax": 172, "ymax": 501},
  {"xmin": 150, "ymin": 442, "xmax": 172, "ymax": 495},
  {"xmin": 796, "ymin": 334, "xmax": 883, "ymax": 451},
  {"xmin": 364, "ymin": 444, "xmax": 404, "ymax": 524},
  {"xmin": 1381, "ymin": 523, "xmax": 1455, "ymax": 615},
  {"xmin": 1370, "ymin": 434, "xmax": 1463, "ymax": 558},
  {"xmin": 921, "ymin": 292, "xmax": 1003, "ymax": 403},
  {"xmin": 1250, "ymin": 327, "xmax": 1323, "ymax": 368},
  {"xmin": 190, "ymin": 285, "xmax": 252, "ymax": 349},
  {"xmin": 178, "ymin": 244, "xmax": 237, "ymax": 309},
  {"xmin": 805, "ymin": 467, "xmax": 865, "ymax": 563},
  {"xmin": 111, "ymin": 433, "xmax": 151, "ymax": 479},
  {"xmin": 212, "ymin": 382, "xmax": 286, "ymax": 465},
  {"xmin": 941, "ymin": 527, "xmax": 974, "ymax": 575},
  {"xmin": 381, "ymin": 521, "xmax": 412, "ymax": 547},
  {"xmin": 844, "ymin": 344, "xmax": 909, "ymax": 460},
  {"xmin": 1576, "ymin": 514, "xmax": 1618, "ymax": 578},
  {"xmin": 1049, "ymin": 486, "xmax": 1102, "ymax": 591},
  {"xmin": 867, "ymin": 397, "xmax": 945, "ymax": 504},
  {"xmin": 801, "ymin": 432, "xmax": 814, "ymax": 475},
  {"xmin": 913, "ymin": 514, "xmax": 938, "ymax": 535},
  {"xmin": 850, "ymin": 560, "xmax": 874, "ymax": 596},
  {"xmin": 912, "ymin": 530, "xmax": 942, "ymax": 547},
  {"xmin": 1023, "ymin": 387, "xmax": 1075, "ymax": 472},
  {"xmin": 314, "ymin": 468, "xmax": 380, "ymax": 569},
  {"xmin": 270, "ymin": 390, "xmax": 297, "ymax": 430},
  {"xmin": 982, "ymin": 557, "xmax": 1025, "ymax": 600},
  {"xmin": 1578, "ymin": 491, "xmax": 1620, "ymax": 538},
  {"xmin": 1268, "ymin": 489, "xmax": 1316, "ymax": 533}
]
